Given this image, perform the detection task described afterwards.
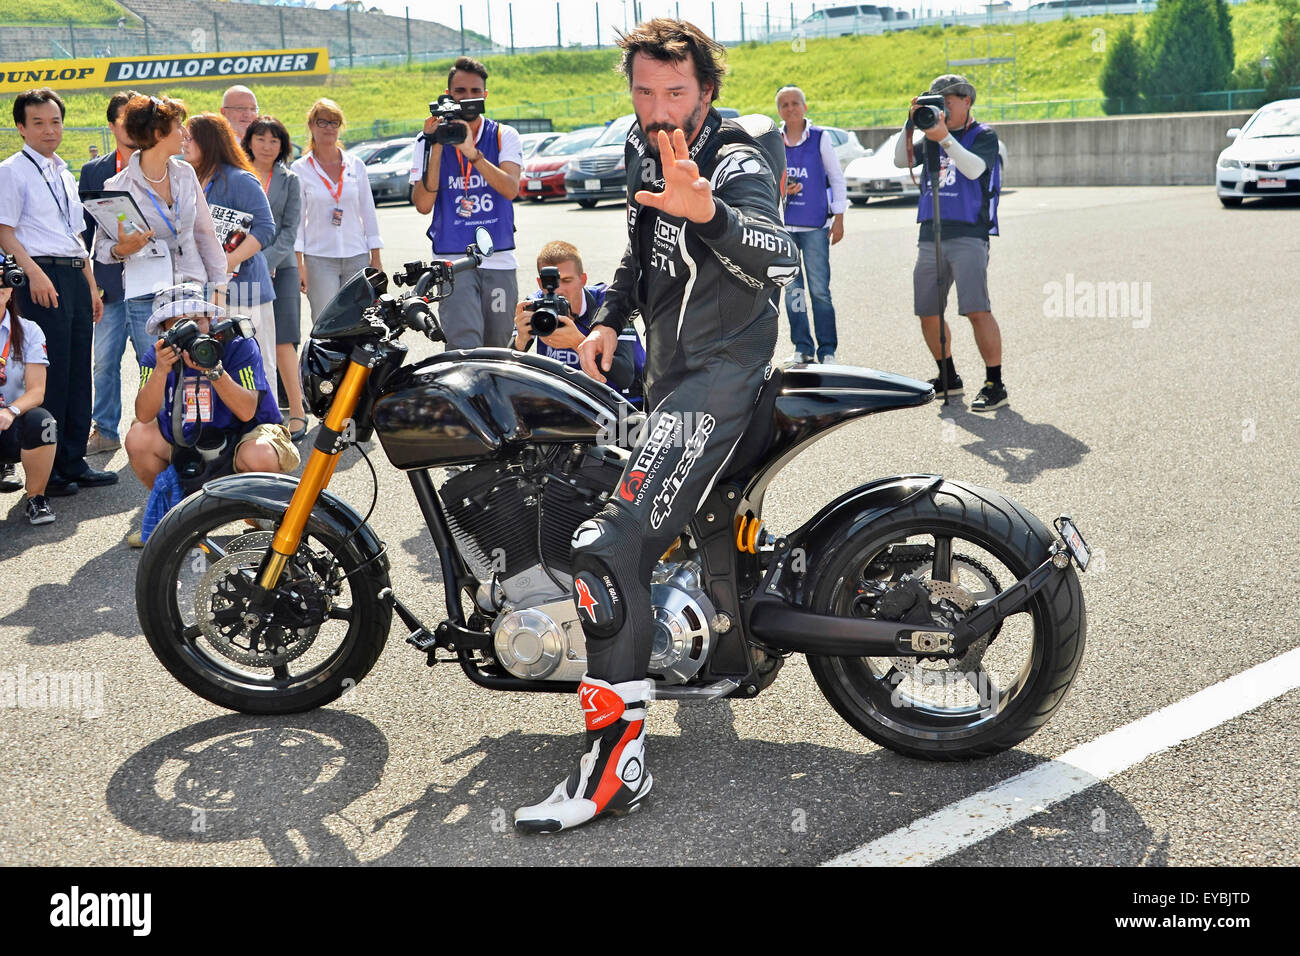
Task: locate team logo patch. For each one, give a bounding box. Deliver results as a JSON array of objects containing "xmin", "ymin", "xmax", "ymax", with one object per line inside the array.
[
  {"xmin": 579, "ymin": 680, "xmax": 624, "ymax": 731},
  {"xmin": 575, "ymin": 577, "xmax": 599, "ymax": 622},
  {"xmin": 571, "ymin": 519, "xmax": 605, "ymax": 550},
  {"xmin": 621, "ymin": 757, "xmax": 643, "ymax": 784},
  {"xmin": 619, "ymin": 471, "xmax": 646, "ymax": 502}
]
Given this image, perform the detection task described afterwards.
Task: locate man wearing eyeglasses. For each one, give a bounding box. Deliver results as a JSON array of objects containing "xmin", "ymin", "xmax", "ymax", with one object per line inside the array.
[
  {"xmin": 410, "ymin": 56, "xmax": 522, "ymax": 351},
  {"xmin": 220, "ymin": 86, "xmax": 259, "ymax": 140},
  {"xmin": 0, "ymin": 88, "xmax": 112, "ymax": 496}
]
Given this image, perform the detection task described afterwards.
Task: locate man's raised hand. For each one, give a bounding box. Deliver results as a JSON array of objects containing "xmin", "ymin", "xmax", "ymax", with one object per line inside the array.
[{"xmin": 633, "ymin": 128, "xmax": 715, "ymax": 224}]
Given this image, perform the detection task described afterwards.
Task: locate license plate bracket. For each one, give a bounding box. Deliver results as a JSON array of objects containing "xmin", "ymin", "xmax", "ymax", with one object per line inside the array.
[
  {"xmin": 1053, "ymin": 515, "xmax": 1091, "ymax": 571},
  {"xmin": 584, "ymin": 178, "xmax": 601, "ymax": 191}
]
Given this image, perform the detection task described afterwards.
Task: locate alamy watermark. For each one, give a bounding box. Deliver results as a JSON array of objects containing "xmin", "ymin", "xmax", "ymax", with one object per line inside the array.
[
  {"xmin": 1043, "ymin": 274, "xmax": 1152, "ymax": 328},
  {"xmin": 0, "ymin": 666, "xmax": 105, "ymax": 718}
]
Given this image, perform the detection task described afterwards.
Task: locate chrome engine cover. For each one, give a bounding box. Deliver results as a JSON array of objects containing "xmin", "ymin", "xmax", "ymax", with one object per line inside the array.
[
  {"xmin": 648, "ymin": 561, "xmax": 714, "ymax": 684},
  {"xmin": 489, "ymin": 560, "xmax": 715, "ymax": 685}
]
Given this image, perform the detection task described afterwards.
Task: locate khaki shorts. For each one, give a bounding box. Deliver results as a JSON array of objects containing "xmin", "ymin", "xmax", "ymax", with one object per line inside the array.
[
  {"xmin": 913, "ymin": 236, "xmax": 992, "ymax": 317},
  {"xmin": 236, "ymin": 423, "xmax": 301, "ymax": 473}
]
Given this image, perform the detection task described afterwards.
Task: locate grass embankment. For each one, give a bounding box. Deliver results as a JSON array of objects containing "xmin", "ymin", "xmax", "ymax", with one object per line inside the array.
[
  {"xmin": 0, "ymin": 1, "xmax": 128, "ymax": 26},
  {"xmin": 4, "ymin": 1, "xmax": 1288, "ymax": 170}
]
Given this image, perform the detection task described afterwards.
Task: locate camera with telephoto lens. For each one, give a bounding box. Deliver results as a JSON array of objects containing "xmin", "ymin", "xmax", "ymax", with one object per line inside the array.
[
  {"xmin": 159, "ymin": 315, "xmax": 253, "ymax": 370},
  {"xmin": 911, "ymin": 93, "xmax": 948, "ymax": 131},
  {"xmin": 523, "ymin": 266, "xmax": 569, "ymax": 338},
  {"xmin": 0, "ymin": 254, "xmax": 26, "ymax": 288},
  {"xmin": 429, "ymin": 94, "xmax": 486, "ymax": 146}
]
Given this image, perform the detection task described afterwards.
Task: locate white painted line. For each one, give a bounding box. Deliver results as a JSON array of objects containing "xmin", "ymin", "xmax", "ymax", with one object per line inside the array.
[{"xmin": 823, "ymin": 645, "xmax": 1300, "ymax": 867}]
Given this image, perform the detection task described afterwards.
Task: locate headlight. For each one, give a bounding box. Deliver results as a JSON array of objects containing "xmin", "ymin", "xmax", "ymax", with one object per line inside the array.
[{"xmin": 1217, "ymin": 157, "xmax": 1242, "ymax": 169}]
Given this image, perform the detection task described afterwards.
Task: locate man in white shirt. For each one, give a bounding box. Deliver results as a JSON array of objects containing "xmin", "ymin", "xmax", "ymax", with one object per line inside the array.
[
  {"xmin": 410, "ymin": 57, "xmax": 522, "ymax": 350},
  {"xmin": 776, "ymin": 85, "xmax": 847, "ymax": 367},
  {"xmin": 220, "ymin": 86, "xmax": 259, "ymax": 140},
  {"xmin": 0, "ymin": 88, "xmax": 111, "ymax": 495}
]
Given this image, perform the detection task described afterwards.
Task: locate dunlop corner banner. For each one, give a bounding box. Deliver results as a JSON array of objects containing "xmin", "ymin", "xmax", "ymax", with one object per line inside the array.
[{"xmin": 0, "ymin": 48, "xmax": 329, "ymax": 93}]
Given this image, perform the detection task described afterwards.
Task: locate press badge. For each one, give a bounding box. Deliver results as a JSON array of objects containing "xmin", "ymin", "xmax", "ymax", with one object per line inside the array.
[
  {"xmin": 331, "ymin": 206, "xmax": 344, "ymax": 227},
  {"xmin": 197, "ymin": 380, "xmax": 213, "ymax": 421},
  {"xmin": 456, "ymin": 196, "xmax": 474, "ymax": 218}
]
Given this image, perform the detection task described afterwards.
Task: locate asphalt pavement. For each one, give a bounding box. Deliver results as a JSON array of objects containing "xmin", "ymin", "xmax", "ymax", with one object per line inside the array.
[{"xmin": 1, "ymin": 186, "xmax": 1297, "ymax": 866}]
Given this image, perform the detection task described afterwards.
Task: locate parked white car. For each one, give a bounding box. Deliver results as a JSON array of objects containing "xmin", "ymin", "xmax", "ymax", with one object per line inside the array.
[
  {"xmin": 1215, "ymin": 98, "xmax": 1300, "ymax": 207},
  {"xmin": 844, "ymin": 130, "xmax": 1009, "ymax": 203},
  {"xmin": 825, "ymin": 126, "xmax": 870, "ymax": 170}
]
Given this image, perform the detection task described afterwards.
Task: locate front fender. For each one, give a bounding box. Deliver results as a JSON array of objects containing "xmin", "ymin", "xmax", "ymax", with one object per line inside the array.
[
  {"xmin": 779, "ymin": 473, "xmax": 943, "ymax": 605},
  {"xmin": 201, "ymin": 473, "xmax": 389, "ymax": 577}
]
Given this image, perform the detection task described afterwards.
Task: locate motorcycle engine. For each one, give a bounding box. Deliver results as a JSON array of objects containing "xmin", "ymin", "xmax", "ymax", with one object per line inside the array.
[{"xmin": 440, "ymin": 448, "xmax": 715, "ymax": 685}]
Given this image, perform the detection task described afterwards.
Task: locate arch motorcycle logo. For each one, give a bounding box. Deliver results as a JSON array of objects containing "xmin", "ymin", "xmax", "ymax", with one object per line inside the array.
[
  {"xmin": 650, "ymin": 415, "xmax": 715, "ymax": 530},
  {"xmin": 618, "ymin": 413, "xmax": 678, "ymax": 505}
]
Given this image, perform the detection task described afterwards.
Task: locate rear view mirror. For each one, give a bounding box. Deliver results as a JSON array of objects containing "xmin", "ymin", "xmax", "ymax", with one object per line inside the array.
[
  {"xmin": 1226, "ymin": 128, "xmax": 1240, "ymax": 139},
  {"xmin": 475, "ymin": 226, "xmax": 494, "ymax": 258}
]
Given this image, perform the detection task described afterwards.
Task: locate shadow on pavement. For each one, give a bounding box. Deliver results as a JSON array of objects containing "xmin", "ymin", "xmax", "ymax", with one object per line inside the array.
[{"xmin": 938, "ymin": 403, "xmax": 1090, "ymax": 484}]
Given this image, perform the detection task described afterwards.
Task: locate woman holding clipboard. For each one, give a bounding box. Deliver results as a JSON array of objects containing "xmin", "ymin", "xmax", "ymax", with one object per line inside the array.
[
  {"xmin": 94, "ymin": 95, "xmax": 227, "ymax": 350},
  {"xmin": 290, "ymin": 99, "xmax": 383, "ymax": 323}
]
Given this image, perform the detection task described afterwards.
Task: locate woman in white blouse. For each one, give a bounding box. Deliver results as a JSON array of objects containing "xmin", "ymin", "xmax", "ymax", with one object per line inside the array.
[{"xmin": 290, "ymin": 99, "xmax": 383, "ymax": 321}]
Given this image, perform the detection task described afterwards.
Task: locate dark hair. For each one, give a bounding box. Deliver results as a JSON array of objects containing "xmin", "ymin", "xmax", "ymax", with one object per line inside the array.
[
  {"xmin": 107, "ymin": 89, "xmax": 141, "ymax": 125},
  {"xmin": 447, "ymin": 56, "xmax": 488, "ymax": 91},
  {"xmin": 242, "ymin": 115, "xmax": 292, "ymax": 165},
  {"xmin": 13, "ymin": 88, "xmax": 66, "ymax": 126},
  {"xmin": 187, "ymin": 112, "xmax": 255, "ymax": 183},
  {"xmin": 123, "ymin": 94, "xmax": 187, "ymax": 150},
  {"xmin": 5, "ymin": 293, "xmax": 23, "ymax": 360},
  {"xmin": 616, "ymin": 18, "xmax": 726, "ymax": 103}
]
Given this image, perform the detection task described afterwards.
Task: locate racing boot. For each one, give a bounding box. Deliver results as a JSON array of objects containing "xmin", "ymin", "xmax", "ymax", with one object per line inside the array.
[{"xmin": 514, "ymin": 676, "xmax": 654, "ymax": 833}]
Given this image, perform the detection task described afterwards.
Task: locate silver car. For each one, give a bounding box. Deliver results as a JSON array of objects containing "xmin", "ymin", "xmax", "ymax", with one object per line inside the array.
[{"xmin": 1215, "ymin": 98, "xmax": 1300, "ymax": 207}]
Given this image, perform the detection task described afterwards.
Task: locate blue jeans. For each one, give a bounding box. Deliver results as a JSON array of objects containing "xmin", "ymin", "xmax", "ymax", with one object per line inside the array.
[
  {"xmin": 783, "ymin": 227, "xmax": 838, "ymax": 360},
  {"xmin": 91, "ymin": 298, "xmax": 153, "ymax": 442}
]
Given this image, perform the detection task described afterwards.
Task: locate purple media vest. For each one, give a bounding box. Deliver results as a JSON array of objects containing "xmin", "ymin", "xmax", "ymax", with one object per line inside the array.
[
  {"xmin": 783, "ymin": 126, "xmax": 831, "ymax": 228},
  {"xmin": 917, "ymin": 122, "xmax": 1001, "ymax": 235},
  {"xmin": 427, "ymin": 117, "xmax": 516, "ymax": 256}
]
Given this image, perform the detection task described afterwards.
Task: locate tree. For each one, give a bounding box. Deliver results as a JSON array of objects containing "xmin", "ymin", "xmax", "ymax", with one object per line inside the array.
[
  {"xmin": 1266, "ymin": 0, "xmax": 1300, "ymax": 101},
  {"xmin": 1141, "ymin": 0, "xmax": 1233, "ymax": 109},
  {"xmin": 1100, "ymin": 23, "xmax": 1143, "ymax": 114},
  {"xmin": 1215, "ymin": 0, "xmax": 1235, "ymax": 78}
]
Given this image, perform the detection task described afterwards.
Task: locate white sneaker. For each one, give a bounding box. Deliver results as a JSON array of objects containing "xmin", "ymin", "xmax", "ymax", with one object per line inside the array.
[{"xmin": 781, "ymin": 351, "xmax": 814, "ymax": 367}]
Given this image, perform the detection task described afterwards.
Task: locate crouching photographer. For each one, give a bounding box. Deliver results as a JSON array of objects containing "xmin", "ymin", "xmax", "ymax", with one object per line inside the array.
[
  {"xmin": 0, "ymin": 263, "xmax": 60, "ymax": 525},
  {"xmin": 511, "ymin": 240, "xmax": 645, "ymax": 407},
  {"xmin": 894, "ymin": 74, "xmax": 1007, "ymax": 412},
  {"xmin": 124, "ymin": 283, "xmax": 299, "ymax": 545}
]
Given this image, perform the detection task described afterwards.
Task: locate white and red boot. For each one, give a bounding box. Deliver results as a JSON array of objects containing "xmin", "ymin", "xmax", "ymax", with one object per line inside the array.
[{"xmin": 514, "ymin": 676, "xmax": 654, "ymax": 833}]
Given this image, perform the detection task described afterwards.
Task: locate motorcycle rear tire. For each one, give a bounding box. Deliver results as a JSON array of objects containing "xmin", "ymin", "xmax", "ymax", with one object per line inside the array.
[
  {"xmin": 805, "ymin": 480, "xmax": 1086, "ymax": 760},
  {"xmin": 137, "ymin": 493, "xmax": 392, "ymax": 715}
]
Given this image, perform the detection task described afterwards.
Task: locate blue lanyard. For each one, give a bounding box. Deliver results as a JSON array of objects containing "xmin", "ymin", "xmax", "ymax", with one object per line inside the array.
[
  {"xmin": 21, "ymin": 149, "xmax": 71, "ymax": 228},
  {"xmin": 143, "ymin": 188, "xmax": 179, "ymax": 240}
]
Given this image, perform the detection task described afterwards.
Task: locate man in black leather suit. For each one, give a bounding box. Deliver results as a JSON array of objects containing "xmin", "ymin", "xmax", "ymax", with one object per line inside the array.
[{"xmin": 515, "ymin": 18, "xmax": 799, "ymax": 833}]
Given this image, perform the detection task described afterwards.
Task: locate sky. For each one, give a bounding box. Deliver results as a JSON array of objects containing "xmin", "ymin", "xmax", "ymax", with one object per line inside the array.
[{"xmin": 354, "ymin": 0, "xmax": 1031, "ymax": 49}]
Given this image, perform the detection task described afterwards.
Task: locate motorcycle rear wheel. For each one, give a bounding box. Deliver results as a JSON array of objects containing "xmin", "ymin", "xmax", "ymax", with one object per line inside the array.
[
  {"xmin": 136, "ymin": 494, "xmax": 392, "ymax": 715},
  {"xmin": 805, "ymin": 480, "xmax": 1086, "ymax": 760}
]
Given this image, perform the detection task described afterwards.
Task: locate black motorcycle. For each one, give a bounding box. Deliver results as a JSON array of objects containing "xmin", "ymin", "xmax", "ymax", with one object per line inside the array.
[{"xmin": 138, "ymin": 228, "xmax": 1091, "ymax": 760}]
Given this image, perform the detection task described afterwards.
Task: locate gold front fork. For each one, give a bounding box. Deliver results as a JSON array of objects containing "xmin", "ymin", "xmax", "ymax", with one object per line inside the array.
[{"xmin": 257, "ymin": 359, "xmax": 373, "ymax": 590}]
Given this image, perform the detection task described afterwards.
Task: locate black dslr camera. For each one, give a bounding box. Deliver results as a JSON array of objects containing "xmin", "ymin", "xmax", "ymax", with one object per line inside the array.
[
  {"xmin": 429, "ymin": 93, "xmax": 486, "ymax": 146},
  {"xmin": 159, "ymin": 315, "xmax": 253, "ymax": 370},
  {"xmin": 523, "ymin": 266, "xmax": 570, "ymax": 338},
  {"xmin": 0, "ymin": 254, "xmax": 26, "ymax": 288},
  {"xmin": 910, "ymin": 93, "xmax": 949, "ymax": 131}
]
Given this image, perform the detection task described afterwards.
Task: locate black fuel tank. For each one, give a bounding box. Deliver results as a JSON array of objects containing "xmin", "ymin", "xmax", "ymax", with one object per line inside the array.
[{"xmin": 372, "ymin": 349, "xmax": 630, "ymax": 470}]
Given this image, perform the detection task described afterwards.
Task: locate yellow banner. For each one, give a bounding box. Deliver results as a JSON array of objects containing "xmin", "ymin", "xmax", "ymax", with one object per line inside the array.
[{"xmin": 0, "ymin": 48, "xmax": 330, "ymax": 93}]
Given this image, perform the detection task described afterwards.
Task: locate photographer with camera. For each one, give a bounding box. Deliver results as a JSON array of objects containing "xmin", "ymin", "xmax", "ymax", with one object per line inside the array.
[
  {"xmin": 894, "ymin": 74, "xmax": 1006, "ymax": 412},
  {"xmin": 0, "ymin": 271, "xmax": 60, "ymax": 525},
  {"xmin": 511, "ymin": 240, "xmax": 645, "ymax": 407},
  {"xmin": 123, "ymin": 283, "xmax": 298, "ymax": 546},
  {"xmin": 410, "ymin": 57, "xmax": 522, "ymax": 350}
]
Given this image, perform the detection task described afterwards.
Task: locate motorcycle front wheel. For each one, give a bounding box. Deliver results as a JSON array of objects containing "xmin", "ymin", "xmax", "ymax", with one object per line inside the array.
[
  {"xmin": 136, "ymin": 493, "xmax": 392, "ymax": 715},
  {"xmin": 805, "ymin": 480, "xmax": 1086, "ymax": 760}
]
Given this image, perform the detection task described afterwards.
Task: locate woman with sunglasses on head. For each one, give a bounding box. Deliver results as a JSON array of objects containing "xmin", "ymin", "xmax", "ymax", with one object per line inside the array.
[
  {"xmin": 96, "ymin": 95, "xmax": 227, "ymax": 358},
  {"xmin": 242, "ymin": 115, "xmax": 307, "ymax": 441},
  {"xmin": 183, "ymin": 112, "xmax": 278, "ymax": 391},
  {"xmin": 290, "ymin": 99, "xmax": 383, "ymax": 321},
  {"xmin": 0, "ymin": 281, "xmax": 60, "ymax": 525}
]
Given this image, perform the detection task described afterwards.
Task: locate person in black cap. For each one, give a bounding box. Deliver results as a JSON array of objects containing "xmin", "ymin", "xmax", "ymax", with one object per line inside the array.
[{"xmin": 895, "ymin": 74, "xmax": 1007, "ymax": 411}]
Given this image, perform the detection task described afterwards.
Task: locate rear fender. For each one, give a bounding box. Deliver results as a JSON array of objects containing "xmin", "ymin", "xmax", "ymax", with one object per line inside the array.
[
  {"xmin": 762, "ymin": 474, "xmax": 942, "ymax": 605},
  {"xmin": 201, "ymin": 473, "xmax": 389, "ymax": 579}
]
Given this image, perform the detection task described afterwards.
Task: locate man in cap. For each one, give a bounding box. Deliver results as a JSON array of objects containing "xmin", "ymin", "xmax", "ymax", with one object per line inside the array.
[
  {"xmin": 894, "ymin": 74, "xmax": 1007, "ymax": 411},
  {"xmin": 124, "ymin": 283, "xmax": 298, "ymax": 542}
]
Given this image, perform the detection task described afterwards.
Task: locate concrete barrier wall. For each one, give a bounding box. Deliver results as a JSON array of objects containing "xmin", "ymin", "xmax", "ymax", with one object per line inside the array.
[{"xmin": 851, "ymin": 110, "xmax": 1256, "ymax": 187}]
